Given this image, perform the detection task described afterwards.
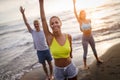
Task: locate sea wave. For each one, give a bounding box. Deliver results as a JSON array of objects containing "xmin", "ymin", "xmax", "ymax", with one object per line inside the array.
[
  {"xmin": 0, "ymin": 46, "xmax": 38, "ymax": 80},
  {"xmin": 73, "ymin": 23, "xmax": 120, "ymax": 44},
  {"xmin": 0, "ymin": 1, "xmax": 120, "ymax": 80}
]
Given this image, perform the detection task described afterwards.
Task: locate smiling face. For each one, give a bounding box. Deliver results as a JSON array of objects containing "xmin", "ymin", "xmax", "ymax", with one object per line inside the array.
[
  {"xmin": 79, "ymin": 10, "xmax": 86, "ymax": 20},
  {"xmin": 49, "ymin": 16, "xmax": 62, "ymax": 33},
  {"xmin": 34, "ymin": 20, "xmax": 40, "ymax": 31}
]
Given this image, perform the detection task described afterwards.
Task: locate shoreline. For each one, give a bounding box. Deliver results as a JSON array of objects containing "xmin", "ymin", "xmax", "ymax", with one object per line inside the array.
[{"xmin": 20, "ymin": 42, "xmax": 120, "ymax": 80}]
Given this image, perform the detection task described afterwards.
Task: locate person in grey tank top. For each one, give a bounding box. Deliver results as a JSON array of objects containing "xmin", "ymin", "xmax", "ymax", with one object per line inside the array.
[
  {"xmin": 20, "ymin": 6, "xmax": 54, "ymax": 80},
  {"xmin": 73, "ymin": 0, "xmax": 103, "ymax": 70}
]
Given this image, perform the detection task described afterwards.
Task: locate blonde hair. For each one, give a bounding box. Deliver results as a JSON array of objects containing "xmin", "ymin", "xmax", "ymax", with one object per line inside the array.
[
  {"xmin": 79, "ymin": 10, "xmax": 86, "ymax": 20},
  {"xmin": 33, "ymin": 19, "xmax": 39, "ymax": 24},
  {"xmin": 49, "ymin": 16, "xmax": 62, "ymax": 26}
]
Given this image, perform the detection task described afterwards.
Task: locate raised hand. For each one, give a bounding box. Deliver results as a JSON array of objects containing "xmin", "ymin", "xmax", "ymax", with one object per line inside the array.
[
  {"xmin": 19, "ymin": 6, "xmax": 31, "ymax": 32},
  {"xmin": 20, "ymin": 6, "xmax": 25, "ymax": 14},
  {"xmin": 73, "ymin": 0, "xmax": 76, "ymax": 5}
]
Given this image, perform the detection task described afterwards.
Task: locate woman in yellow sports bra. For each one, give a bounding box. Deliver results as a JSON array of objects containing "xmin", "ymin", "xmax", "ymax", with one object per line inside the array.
[
  {"xmin": 50, "ymin": 34, "xmax": 71, "ymax": 59},
  {"xmin": 39, "ymin": 0, "xmax": 78, "ymax": 80}
]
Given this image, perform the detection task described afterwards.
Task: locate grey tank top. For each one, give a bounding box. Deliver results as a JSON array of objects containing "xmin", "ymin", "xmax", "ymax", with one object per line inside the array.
[{"xmin": 30, "ymin": 29, "xmax": 48, "ymax": 51}]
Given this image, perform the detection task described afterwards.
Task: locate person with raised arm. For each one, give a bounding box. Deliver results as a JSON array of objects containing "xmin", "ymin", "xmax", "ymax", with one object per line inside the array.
[
  {"xmin": 20, "ymin": 6, "xmax": 53, "ymax": 80},
  {"xmin": 73, "ymin": 0, "xmax": 103, "ymax": 69},
  {"xmin": 39, "ymin": 0, "xmax": 78, "ymax": 80}
]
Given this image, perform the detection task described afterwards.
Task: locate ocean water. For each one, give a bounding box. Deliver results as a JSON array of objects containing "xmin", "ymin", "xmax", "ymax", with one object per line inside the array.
[{"xmin": 0, "ymin": 0, "xmax": 120, "ymax": 80}]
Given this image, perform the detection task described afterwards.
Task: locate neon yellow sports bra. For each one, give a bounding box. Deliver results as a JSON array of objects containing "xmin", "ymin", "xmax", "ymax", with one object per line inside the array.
[{"xmin": 50, "ymin": 35, "xmax": 71, "ymax": 59}]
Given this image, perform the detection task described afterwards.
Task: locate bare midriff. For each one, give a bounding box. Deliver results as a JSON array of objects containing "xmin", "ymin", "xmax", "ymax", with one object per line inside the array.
[
  {"xmin": 83, "ymin": 29, "xmax": 91, "ymax": 36},
  {"xmin": 54, "ymin": 57, "xmax": 71, "ymax": 67}
]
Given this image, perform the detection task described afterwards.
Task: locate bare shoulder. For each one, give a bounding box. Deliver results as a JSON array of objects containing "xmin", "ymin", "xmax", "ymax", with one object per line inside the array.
[
  {"xmin": 87, "ymin": 19, "xmax": 91, "ymax": 23},
  {"xmin": 66, "ymin": 34, "xmax": 72, "ymax": 41},
  {"xmin": 79, "ymin": 20, "xmax": 82, "ymax": 26},
  {"xmin": 46, "ymin": 33, "xmax": 54, "ymax": 46}
]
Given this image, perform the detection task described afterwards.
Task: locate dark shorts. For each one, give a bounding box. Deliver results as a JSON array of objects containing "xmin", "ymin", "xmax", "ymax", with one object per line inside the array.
[{"xmin": 37, "ymin": 49, "xmax": 52, "ymax": 64}]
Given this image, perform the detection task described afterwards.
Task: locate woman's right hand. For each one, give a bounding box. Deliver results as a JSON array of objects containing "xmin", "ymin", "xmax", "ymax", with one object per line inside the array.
[
  {"xmin": 73, "ymin": 0, "xmax": 76, "ymax": 5},
  {"xmin": 20, "ymin": 6, "xmax": 25, "ymax": 14}
]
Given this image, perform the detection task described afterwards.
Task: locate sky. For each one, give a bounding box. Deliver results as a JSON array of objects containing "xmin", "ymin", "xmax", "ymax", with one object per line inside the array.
[{"xmin": 0, "ymin": 0, "xmax": 108, "ymax": 24}]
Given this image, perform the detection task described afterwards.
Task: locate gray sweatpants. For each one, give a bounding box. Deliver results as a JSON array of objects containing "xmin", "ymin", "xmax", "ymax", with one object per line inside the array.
[{"xmin": 82, "ymin": 34, "xmax": 97, "ymax": 59}]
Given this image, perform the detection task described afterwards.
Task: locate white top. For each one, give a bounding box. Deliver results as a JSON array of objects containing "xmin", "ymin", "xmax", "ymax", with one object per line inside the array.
[
  {"xmin": 81, "ymin": 22, "xmax": 91, "ymax": 30},
  {"xmin": 30, "ymin": 29, "xmax": 48, "ymax": 51}
]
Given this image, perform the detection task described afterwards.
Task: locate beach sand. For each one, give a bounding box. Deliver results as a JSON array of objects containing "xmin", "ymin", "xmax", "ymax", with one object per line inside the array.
[
  {"xmin": 20, "ymin": 43, "xmax": 120, "ymax": 80},
  {"xmin": 77, "ymin": 43, "xmax": 120, "ymax": 80}
]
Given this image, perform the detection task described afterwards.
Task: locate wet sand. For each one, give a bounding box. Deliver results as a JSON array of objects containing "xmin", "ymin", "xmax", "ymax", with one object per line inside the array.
[
  {"xmin": 20, "ymin": 43, "xmax": 120, "ymax": 80},
  {"xmin": 20, "ymin": 67, "xmax": 45, "ymax": 80},
  {"xmin": 77, "ymin": 42, "xmax": 120, "ymax": 80}
]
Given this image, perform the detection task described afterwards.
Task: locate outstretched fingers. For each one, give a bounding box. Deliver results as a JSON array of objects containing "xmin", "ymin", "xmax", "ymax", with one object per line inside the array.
[{"xmin": 20, "ymin": 6, "xmax": 25, "ymax": 14}]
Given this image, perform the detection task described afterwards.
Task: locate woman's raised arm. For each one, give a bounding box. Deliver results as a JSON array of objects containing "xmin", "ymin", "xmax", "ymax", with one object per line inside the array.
[
  {"xmin": 73, "ymin": 0, "xmax": 80, "ymax": 23},
  {"xmin": 39, "ymin": 0, "xmax": 52, "ymax": 37}
]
